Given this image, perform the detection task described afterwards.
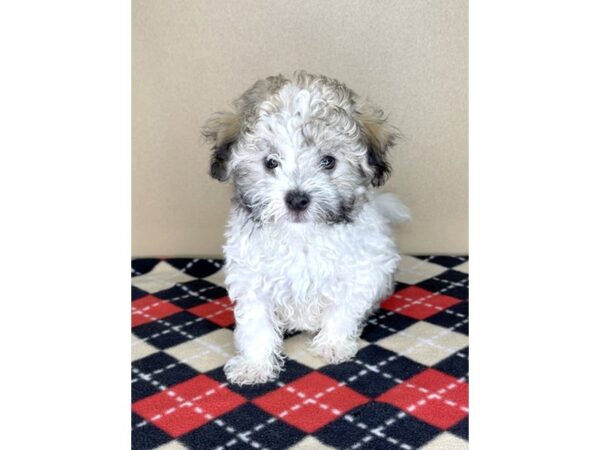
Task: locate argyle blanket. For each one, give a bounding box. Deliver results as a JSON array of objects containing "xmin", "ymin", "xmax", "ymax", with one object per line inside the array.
[{"xmin": 132, "ymin": 256, "xmax": 469, "ymax": 450}]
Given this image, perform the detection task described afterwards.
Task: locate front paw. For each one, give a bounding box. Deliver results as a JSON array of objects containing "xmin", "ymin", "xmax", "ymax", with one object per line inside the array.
[
  {"xmin": 311, "ymin": 336, "xmax": 358, "ymax": 364},
  {"xmin": 224, "ymin": 355, "xmax": 280, "ymax": 385}
]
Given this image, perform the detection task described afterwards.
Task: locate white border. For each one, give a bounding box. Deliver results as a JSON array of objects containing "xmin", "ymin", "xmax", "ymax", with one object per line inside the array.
[
  {"xmin": 471, "ymin": 1, "xmax": 600, "ymax": 448},
  {"xmin": 1, "ymin": 1, "xmax": 599, "ymax": 448},
  {"xmin": 1, "ymin": 1, "xmax": 130, "ymax": 448}
]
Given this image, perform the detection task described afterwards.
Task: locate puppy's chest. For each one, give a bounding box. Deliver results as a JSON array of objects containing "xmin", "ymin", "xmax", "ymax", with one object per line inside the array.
[
  {"xmin": 264, "ymin": 241, "xmax": 335, "ymax": 330},
  {"xmin": 228, "ymin": 221, "xmax": 355, "ymax": 295},
  {"xmin": 256, "ymin": 232, "xmax": 340, "ymax": 291}
]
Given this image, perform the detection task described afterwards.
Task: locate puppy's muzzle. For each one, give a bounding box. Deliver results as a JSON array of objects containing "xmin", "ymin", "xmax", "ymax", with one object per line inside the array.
[{"xmin": 285, "ymin": 190, "xmax": 311, "ymax": 212}]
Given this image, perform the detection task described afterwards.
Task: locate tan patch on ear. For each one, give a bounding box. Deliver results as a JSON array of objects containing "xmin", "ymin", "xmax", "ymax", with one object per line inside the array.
[
  {"xmin": 202, "ymin": 111, "xmax": 241, "ymax": 181},
  {"xmin": 355, "ymin": 102, "xmax": 400, "ymax": 186},
  {"xmin": 202, "ymin": 111, "xmax": 241, "ymax": 149},
  {"xmin": 355, "ymin": 103, "xmax": 398, "ymax": 153}
]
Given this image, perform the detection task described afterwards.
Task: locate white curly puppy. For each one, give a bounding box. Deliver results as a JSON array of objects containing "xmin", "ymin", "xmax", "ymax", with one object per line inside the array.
[{"xmin": 203, "ymin": 71, "xmax": 408, "ymax": 385}]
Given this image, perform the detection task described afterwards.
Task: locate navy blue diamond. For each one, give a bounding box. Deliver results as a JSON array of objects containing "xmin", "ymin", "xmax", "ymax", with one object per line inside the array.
[
  {"xmin": 167, "ymin": 258, "xmax": 224, "ymax": 279},
  {"xmin": 132, "ymin": 286, "xmax": 148, "ymax": 301},
  {"xmin": 357, "ymin": 345, "xmax": 428, "ymax": 380},
  {"xmin": 181, "ymin": 422, "xmax": 254, "ymax": 449},
  {"xmin": 181, "ymin": 403, "xmax": 305, "ymax": 449},
  {"xmin": 320, "ymin": 346, "xmax": 427, "ymax": 398},
  {"xmin": 417, "ymin": 276, "xmax": 469, "ymax": 301},
  {"xmin": 434, "ymin": 347, "xmax": 469, "ymax": 381},
  {"xmin": 132, "ymin": 311, "xmax": 219, "ymax": 350},
  {"xmin": 320, "ymin": 359, "xmax": 396, "ymax": 398},
  {"xmin": 131, "ymin": 373, "xmax": 161, "ymax": 403},
  {"xmin": 392, "ymin": 280, "xmax": 412, "ymax": 291},
  {"xmin": 361, "ymin": 312, "xmax": 417, "ymax": 342},
  {"xmin": 437, "ymin": 269, "xmax": 469, "ymax": 284},
  {"xmin": 414, "ymin": 255, "xmax": 467, "ymax": 268},
  {"xmin": 449, "ymin": 416, "xmax": 469, "ymax": 440},
  {"xmin": 132, "ymin": 352, "xmax": 199, "ymax": 390},
  {"xmin": 131, "ymin": 412, "xmax": 172, "ymax": 450},
  {"xmin": 153, "ymin": 279, "xmax": 228, "ymax": 308},
  {"xmin": 132, "ymin": 259, "xmax": 161, "ymax": 277},
  {"xmin": 317, "ymin": 402, "xmax": 440, "ymax": 449},
  {"xmin": 426, "ymin": 302, "xmax": 469, "ymax": 334},
  {"xmin": 314, "ymin": 409, "xmax": 369, "ymax": 448}
]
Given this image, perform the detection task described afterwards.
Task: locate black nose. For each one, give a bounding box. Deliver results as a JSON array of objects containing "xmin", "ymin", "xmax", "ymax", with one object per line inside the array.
[{"xmin": 285, "ymin": 190, "xmax": 311, "ymax": 212}]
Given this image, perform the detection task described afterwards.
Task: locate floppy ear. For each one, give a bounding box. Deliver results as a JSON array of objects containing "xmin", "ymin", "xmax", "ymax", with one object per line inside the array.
[
  {"xmin": 201, "ymin": 111, "xmax": 241, "ymax": 182},
  {"xmin": 355, "ymin": 103, "xmax": 400, "ymax": 187}
]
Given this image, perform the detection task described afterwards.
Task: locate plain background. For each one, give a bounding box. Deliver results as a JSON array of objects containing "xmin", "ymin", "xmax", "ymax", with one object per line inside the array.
[{"xmin": 132, "ymin": 0, "xmax": 468, "ymax": 256}]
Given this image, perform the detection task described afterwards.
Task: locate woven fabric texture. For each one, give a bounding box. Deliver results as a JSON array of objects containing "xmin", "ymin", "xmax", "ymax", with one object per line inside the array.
[{"xmin": 132, "ymin": 256, "xmax": 469, "ymax": 449}]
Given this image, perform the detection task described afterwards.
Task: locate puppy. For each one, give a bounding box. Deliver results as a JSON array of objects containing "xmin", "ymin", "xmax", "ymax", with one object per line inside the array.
[{"xmin": 203, "ymin": 71, "xmax": 408, "ymax": 385}]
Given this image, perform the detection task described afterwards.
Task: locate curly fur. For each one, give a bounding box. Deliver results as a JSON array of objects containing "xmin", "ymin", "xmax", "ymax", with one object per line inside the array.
[{"xmin": 203, "ymin": 71, "xmax": 407, "ymax": 385}]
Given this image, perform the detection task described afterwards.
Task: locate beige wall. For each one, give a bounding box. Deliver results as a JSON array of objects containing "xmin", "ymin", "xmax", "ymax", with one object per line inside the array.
[{"xmin": 132, "ymin": 0, "xmax": 468, "ymax": 256}]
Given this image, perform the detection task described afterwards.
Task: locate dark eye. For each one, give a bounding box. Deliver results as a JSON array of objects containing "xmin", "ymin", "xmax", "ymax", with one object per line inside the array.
[
  {"xmin": 264, "ymin": 157, "xmax": 279, "ymax": 170},
  {"xmin": 320, "ymin": 155, "xmax": 336, "ymax": 170}
]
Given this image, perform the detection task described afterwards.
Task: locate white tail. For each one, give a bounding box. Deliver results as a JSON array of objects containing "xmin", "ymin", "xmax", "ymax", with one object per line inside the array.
[{"xmin": 373, "ymin": 192, "xmax": 411, "ymax": 223}]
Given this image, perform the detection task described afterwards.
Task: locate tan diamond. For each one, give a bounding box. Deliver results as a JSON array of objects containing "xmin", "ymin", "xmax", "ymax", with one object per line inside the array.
[
  {"xmin": 395, "ymin": 256, "xmax": 448, "ymax": 285},
  {"xmin": 377, "ymin": 322, "xmax": 468, "ymax": 366},
  {"xmin": 203, "ymin": 268, "xmax": 227, "ymax": 287},
  {"xmin": 131, "ymin": 334, "xmax": 158, "ymax": 361},
  {"xmin": 155, "ymin": 441, "xmax": 190, "ymax": 450},
  {"xmin": 454, "ymin": 261, "xmax": 469, "ymax": 274},
  {"xmin": 165, "ymin": 329, "xmax": 235, "ymax": 372},
  {"xmin": 420, "ymin": 432, "xmax": 469, "ymax": 450},
  {"xmin": 289, "ymin": 436, "xmax": 335, "ymax": 449},
  {"xmin": 283, "ymin": 333, "xmax": 368, "ymax": 369},
  {"xmin": 131, "ymin": 261, "xmax": 196, "ymax": 294}
]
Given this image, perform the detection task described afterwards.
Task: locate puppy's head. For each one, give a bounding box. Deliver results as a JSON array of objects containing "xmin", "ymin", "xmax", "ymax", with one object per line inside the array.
[{"xmin": 203, "ymin": 71, "xmax": 399, "ymax": 224}]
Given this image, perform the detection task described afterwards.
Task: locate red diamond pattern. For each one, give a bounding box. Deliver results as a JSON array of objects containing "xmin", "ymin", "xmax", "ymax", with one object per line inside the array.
[
  {"xmin": 253, "ymin": 372, "xmax": 368, "ymax": 433},
  {"xmin": 378, "ymin": 368, "xmax": 468, "ymax": 429},
  {"xmin": 131, "ymin": 257, "xmax": 469, "ymax": 448},
  {"xmin": 132, "ymin": 295, "xmax": 183, "ymax": 327},
  {"xmin": 188, "ymin": 296, "xmax": 235, "ymax": 327},
  {"xmin": 132, "ymin": 374, "xmax": 246, "ymax": 437},
  {"xmin": 380, "ymin": 286, "xmax": 461, "ymax": 319}
]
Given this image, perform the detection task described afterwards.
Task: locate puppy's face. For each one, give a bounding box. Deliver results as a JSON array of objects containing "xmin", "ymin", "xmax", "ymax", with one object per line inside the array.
[{"xmin": 203, "ymin": 72, "xmax": 398, "ymax": 225}]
